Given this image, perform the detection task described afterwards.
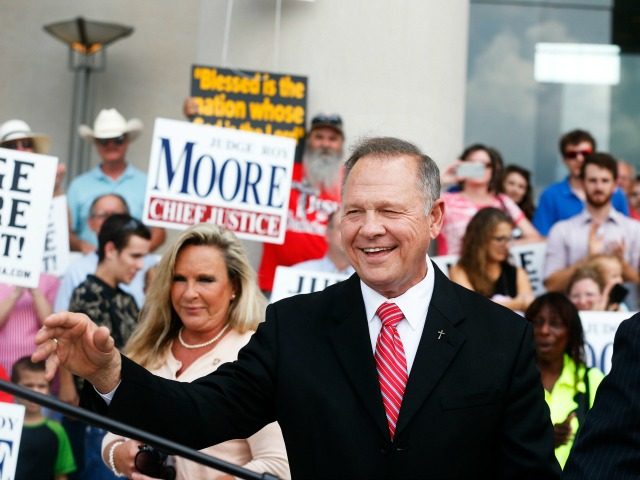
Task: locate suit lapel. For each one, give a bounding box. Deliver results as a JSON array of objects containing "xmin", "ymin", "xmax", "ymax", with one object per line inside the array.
[
  {"xmin": 328, "ymin": 275, "xmax": 389, "ymax": 439},
  {"xmin": 396, "ymin": 263, "xmax": 466, "ymax": 436}
]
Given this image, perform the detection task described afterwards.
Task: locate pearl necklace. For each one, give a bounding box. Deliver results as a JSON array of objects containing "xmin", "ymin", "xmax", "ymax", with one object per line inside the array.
[{"xmin": 178, "ymin": 324, "xmax": 229, "ymax": 349}]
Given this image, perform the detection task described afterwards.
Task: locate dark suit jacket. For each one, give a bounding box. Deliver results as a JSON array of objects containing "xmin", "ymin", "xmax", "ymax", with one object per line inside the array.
[
  {"xmin": 85, "ymin": 264, "xmax": 560, "ymax": 479},
  {"xmin": 564, "ymin": 313, "xmax": 640, "ymax": 479}
]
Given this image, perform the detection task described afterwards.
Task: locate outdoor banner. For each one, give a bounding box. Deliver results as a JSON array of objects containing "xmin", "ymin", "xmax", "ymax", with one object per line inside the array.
[
  {"xmin": 0, "ymin": 148, "xmax": 57, "ymax": 288},
  {"xmin": 190, "ymin": 65, "xmax": 307, "ymax": 145},
  {"xmin": 508, "ymin": 242, "xmax": 547, "ymax": 296},
  {"xmin": 143, "ymin": 118, "xmax": 296, "ymax": 244},
  {"xmin": 42, "ymin": 195, "xmax": 71, "ymax": 276},
  {"xmin": 270, "ymin": 266, "xmax": 350, "ymax": 303},
  {"xmin": 0, "ymin": 402, "xmax": 25, "ymax": 480},
  {"xmin": 581, "ymin": 310, "xmax": 634, "ymax": 374}
]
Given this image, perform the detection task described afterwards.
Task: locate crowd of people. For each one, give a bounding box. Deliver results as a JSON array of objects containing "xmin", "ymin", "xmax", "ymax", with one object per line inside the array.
[{"xmin": 2, "ymin": 106, "xmax": 640, "ymax": 478}]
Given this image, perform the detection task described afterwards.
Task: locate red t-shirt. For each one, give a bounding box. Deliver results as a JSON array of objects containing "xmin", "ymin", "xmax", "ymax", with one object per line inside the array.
[
  {"xmin": 0, "ymin": 364, "xmax": 13, "ymax": 403},
  {"xmin": 258, "ymin": 163, "xmax": 341, "ymax": 291}
]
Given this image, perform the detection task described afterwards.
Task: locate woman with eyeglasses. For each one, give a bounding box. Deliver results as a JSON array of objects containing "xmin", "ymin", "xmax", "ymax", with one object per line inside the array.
[
  {"xmin": 438, "ymin": 144, "xmax": 541, "ymax": 255},
  {"xmin": 101, "ymin": 224, "xmax": 289, "ymax": 480},
  {"xmin": 525, "ymin": 292, "xmax": 604, "ymax": 469},
  {"xmin": 449, "ymin": 207, "xmax": 534, "ymax": 312}
]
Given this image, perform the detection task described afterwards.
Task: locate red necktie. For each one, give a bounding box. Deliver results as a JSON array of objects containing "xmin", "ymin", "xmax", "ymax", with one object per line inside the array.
[{"xmin": 375, "ymin": 302, "xmax": 408, "ymax": 440}]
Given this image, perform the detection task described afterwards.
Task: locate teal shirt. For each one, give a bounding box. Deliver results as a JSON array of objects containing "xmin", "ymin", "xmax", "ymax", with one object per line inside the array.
[
  {"xmin": 67, "ymin": 163, "xmax": 148, "ymax": 246},
  {"xmin": 544, "ymin": 354, "xmax": 604, "ymax": 468}
]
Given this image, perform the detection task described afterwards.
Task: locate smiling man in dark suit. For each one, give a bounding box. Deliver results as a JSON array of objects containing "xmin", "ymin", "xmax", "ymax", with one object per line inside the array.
[{"xmin": 34, "ymin": 137, "xmax": 560, "ymax": 479}]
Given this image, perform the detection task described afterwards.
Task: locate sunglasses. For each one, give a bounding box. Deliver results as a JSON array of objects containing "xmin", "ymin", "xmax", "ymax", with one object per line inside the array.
[
  {"xmin": 1, "ymin": 138, "xmax": 34, "ymax": 150},
  {"xmin": 311, "ymin": 114, "xmax": 343, "ymax": 127},
  {"xmin": 96, "ymin": 135, "xmax": 127, "ymax": 146},
  {"xmin": 564, "ymin": 149, "xmax": 592, "ymax": 160},
  {"xmin": 135, "ymin": 445, "xmax": 176, "ymax": 480}
]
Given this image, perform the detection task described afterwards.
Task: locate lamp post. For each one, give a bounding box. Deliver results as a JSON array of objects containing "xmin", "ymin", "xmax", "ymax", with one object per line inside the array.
[{"xmin": 44, "ymin": 17, "xmax": 133, "ymax": 183}]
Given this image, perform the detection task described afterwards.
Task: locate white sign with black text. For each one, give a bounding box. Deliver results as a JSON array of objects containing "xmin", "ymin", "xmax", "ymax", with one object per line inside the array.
[
  {"xmin": 42, "ymin": 195, "xmax": 71, "ymax": 276},
  {"xmin": 271, "ymin": 266, "xmax": 350, "ymax": 303},
  {"xmin": 0, "ymin": 148, "xmax": 57, "ymax": 288}
]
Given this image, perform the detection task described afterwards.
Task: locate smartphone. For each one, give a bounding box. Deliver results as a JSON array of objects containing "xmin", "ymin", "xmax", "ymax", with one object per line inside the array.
[
  {"xmin": 456, "ymin": 162, "xmax": 486, "ymax": 179},
  {"xmin": 608, "ymin": 283, "xmax": 629, "ymax": 305}
]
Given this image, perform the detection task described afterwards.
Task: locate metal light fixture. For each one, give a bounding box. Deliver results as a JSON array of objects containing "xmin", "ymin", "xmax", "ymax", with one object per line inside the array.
[{"xmin": 44, "ymin": 17, "xmax": 133, "ymax": 183}]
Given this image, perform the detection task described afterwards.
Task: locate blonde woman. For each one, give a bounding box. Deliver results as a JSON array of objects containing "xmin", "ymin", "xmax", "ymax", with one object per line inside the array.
[{"xmin": 101, "ymin": 224, "xmax": 289, "ymax": 480}]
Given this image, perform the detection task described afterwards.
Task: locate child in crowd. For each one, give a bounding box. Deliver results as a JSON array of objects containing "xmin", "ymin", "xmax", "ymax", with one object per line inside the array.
[
  {"xmin": 585, "ymin": 254, "xmax": 630, "ymax": 311},
  {"xmin": 11, "ymin": 357, "xmax": 76, "ymax": 480}
]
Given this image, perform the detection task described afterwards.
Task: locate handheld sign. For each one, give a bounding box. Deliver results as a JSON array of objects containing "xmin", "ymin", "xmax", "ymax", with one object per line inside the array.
[
  {"xmin": 42, "ymin": 196, "xmax": 71, "ymax": 276},
  {"xmin": 190, "ymin": 65, "xmax": 308, "ymax": 144},
  {"xmin": 581, "ymin": 311, "xmax": 634, "ymax": 374},
  {"xmin": 271, "ymin": 266, "xmax": 350, "ymax": 303},
  {"xmin": 509, "ymin": 242, "xmax": 547, "ymax": 296},
  {"xmin": 143, "ymin": 119, "xmax": 295, "ymax": 244},
  {"xmin": 0, "ymin": 402, "xmax": 25, "ymax": 480},
  {"xmin": 0, "ymin": 148, "xmax": 57, "ymax": 288}
]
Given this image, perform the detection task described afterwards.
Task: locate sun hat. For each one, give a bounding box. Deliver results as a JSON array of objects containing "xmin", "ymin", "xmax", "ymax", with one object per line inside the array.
[
  {"xmin": 0, "ymin": 119, "xmax": 51, "ymax": 153},
  {"xmin": 78, "ymin": 108, "xmax": 143, "ymax": 141}
]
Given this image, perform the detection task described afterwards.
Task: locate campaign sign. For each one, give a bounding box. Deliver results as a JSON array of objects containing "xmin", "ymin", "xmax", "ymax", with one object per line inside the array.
[
  {"xmin": 0, "ymin": 148, "xmax": 57, "ymax": 288},
  {"xmin": 509, "ymin": 242, "xmax": 547, "ymax": 296},
  {"xmin": 143, "ymin": 118, "xmax": 296, "ymax": 244},
  {"xmin": 0, "ymin": 402, "xmax": 25, "ymax": 480},
  {"xmin": 271, "ymin": 266, "xmax": 350, "ymax": 303},
  {"xmin": 581, "ymin": 311, "xmax": 634, "ymax": 374},
  {"xmin": 42, "ymin": 195, "xmax": 70, "ymax": 276}
]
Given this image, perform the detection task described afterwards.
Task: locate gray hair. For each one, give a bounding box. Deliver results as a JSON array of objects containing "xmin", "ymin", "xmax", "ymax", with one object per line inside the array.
[{"xmin": 342, "ymin": 137, "xmax": 440, "ymax": 212}]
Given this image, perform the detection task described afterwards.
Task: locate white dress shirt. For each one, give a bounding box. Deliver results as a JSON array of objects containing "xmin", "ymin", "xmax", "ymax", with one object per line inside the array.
[{"xmin": 361, "ymin": 257, "xmax": 435, "ymax": 373}]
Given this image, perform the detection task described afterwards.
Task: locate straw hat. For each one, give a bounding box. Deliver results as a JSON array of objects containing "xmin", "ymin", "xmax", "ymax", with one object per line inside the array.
[
  {"xmin": 78, "ymin": 108, "xmax": 143, "ymax": 141},
  {"xmin": 0, "ymin": 119, "xmax": 51, "ymax": 153}
]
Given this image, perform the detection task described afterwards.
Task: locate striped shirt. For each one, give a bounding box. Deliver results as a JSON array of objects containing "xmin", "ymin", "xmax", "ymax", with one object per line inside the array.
[{"xmin": 0, "ymin": 274, "xmax": 59, "ymax": 373}]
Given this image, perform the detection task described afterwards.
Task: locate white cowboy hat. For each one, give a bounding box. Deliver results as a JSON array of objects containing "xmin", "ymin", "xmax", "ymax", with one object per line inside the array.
[
  {"xmin": 0, "ymin": 119, "xmax": 51, "ymax": 154},
  {"xmin": 78, "ymin": 108, "xmax": 143, "ymax": 141}
]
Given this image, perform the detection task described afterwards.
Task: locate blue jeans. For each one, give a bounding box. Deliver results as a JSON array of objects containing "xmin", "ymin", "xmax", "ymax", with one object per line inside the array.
[{"xmin": 66, "ymin": 421, "xmax": 119, "ymax": 480}]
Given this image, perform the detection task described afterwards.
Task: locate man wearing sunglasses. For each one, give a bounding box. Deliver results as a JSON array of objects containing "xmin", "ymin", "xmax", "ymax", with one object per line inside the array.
[
  {"xmin": 533, "ymin": 129, "xmax": 629, "ymax": 236},
  {"xmin": 258, "ymin": 113, "xmax": 345, "ymax": 293},
  {"xmin": 66, "ymin": 108, "xmax": 165, "ymax": 254}
]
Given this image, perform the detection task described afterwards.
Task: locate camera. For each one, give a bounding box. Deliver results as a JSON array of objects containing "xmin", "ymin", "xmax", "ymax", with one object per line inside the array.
[{"xmin": 135, "ymin": 444, "xmax": 176, "ymax": 480}]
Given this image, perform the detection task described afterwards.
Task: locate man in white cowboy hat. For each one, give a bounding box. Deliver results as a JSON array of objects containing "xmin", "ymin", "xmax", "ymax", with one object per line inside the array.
[
  {"xmin": 0, "ymin": 119, "xmax": 66, "ymax": 196},
  {"xmin": 66, "ymin": 108, "xmax": 165, "ymax": 253}
]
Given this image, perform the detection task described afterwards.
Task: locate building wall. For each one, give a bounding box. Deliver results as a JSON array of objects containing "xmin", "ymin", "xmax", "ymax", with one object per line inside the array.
[{"xmin": 2, "ymin": 0, "xmax": 468, "ymax": 261}]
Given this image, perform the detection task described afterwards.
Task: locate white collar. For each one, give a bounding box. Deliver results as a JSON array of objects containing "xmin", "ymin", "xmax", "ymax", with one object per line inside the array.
[{"xmin": 361, "ymin": 256, "xmax": 435, "ymax": 331}]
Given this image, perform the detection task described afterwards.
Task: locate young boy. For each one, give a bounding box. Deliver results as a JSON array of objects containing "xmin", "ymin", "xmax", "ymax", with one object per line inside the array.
[{"xmin": 11, "ymin": 357, "xmax": 76, "ymax": 480}]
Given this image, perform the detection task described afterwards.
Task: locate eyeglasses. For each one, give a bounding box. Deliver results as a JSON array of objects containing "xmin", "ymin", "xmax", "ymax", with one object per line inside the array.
[
  {"xmin": 96, "ymin": 135, "xmax": 126, "ymax": 146},
  {"xmin": 311, "ymin": 114, "xmax": 343, "ymax": 127},
  {"xmin": 135, "ymin": 445, "xmax": 176, "ymax": 480},
  {"xmin": 491, "ymin": 235, "xmax": 511, "ymax": 244},
  {"xmin": 564, "ymin": 149, "xmax": 592, "ymax": 160},
  {"xmin": 1, "ymin": 138, "xmax": 34, "ymax": 150}
]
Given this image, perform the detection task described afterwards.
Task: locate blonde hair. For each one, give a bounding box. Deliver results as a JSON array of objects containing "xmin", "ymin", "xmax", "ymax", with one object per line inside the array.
[
  {"xmin": 125, "ymin": 223, "xmax": 267, "ymax": 368},
  {"xmin": 585, "ymin": 253, "xmax": 623, "ymax": 282}
]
